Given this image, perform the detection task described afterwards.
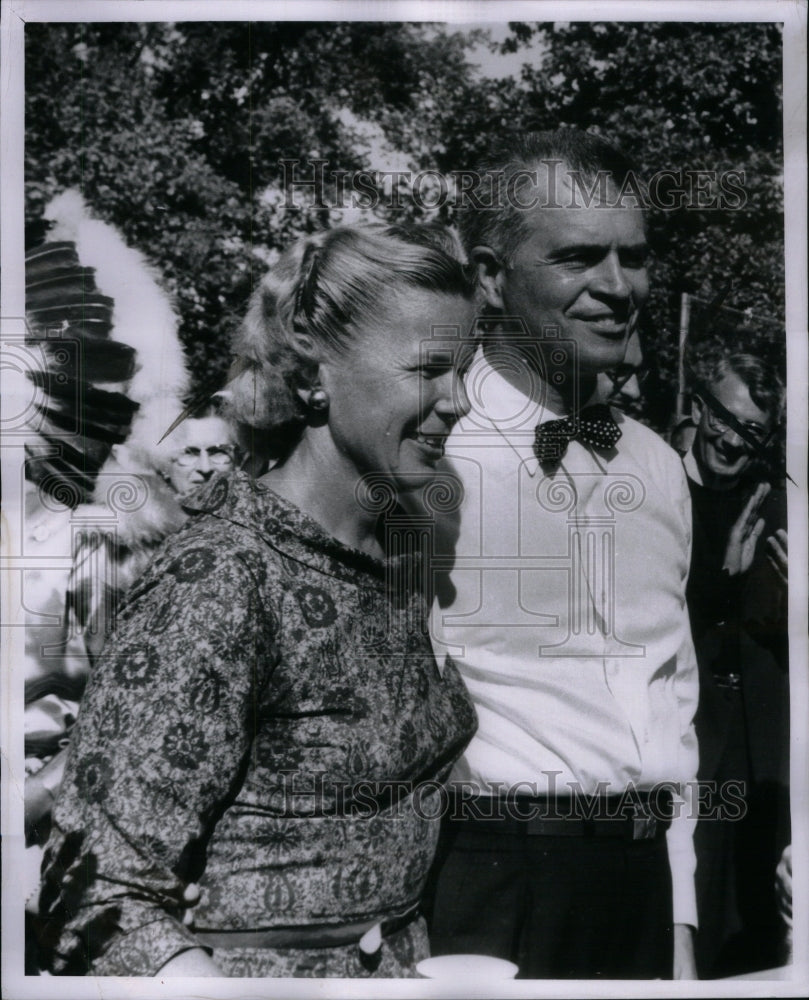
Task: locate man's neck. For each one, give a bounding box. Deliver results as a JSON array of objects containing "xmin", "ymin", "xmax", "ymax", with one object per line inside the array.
[{"xmin": 481, "ymin": 339, "xmax": 597, "ymax": 417}]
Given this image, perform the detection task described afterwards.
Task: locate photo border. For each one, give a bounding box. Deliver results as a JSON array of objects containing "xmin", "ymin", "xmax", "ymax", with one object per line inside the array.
[{"xmin": 2, "ymin": 2, "xmax": 806, "ymax": 997}]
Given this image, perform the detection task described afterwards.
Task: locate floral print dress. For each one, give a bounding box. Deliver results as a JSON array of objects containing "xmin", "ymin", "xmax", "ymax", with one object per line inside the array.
[{"xmin": 39, "ymin": 472, "xmax": 477, "ymax": 977}]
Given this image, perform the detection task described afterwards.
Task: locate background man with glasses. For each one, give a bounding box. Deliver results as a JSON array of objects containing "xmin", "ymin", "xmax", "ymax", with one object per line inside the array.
[
  {"xmin": 596, "ymin": 329, "xmax": 647, "ymax": 414},
  {"xmin": 682, "ymin": 351, "xmax": 790, "ymax": 978}
]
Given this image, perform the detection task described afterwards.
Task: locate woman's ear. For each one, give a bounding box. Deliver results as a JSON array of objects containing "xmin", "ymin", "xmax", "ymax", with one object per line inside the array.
[
  {"xmin": 690, "ymin": 395, "xmax": 703, "ymax": 427},
  {"xmin": 290, "ymin": 333, "xmax": 325, "ymax": 404},
  {"xmin": 473, "ymin": 246, "xmax": 507, "ymax": 310}
]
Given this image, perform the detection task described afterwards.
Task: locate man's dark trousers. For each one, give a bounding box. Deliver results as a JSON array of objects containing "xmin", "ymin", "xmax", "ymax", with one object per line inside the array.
[{"xmin": 425, "ymin": 802, "xmax": 674, "ymax": 980}]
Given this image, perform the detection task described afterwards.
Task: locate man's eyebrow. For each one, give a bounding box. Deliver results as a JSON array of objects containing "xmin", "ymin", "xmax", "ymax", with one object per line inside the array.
[{"xmin": 544, "ymin": 240, "xmax": 648, "ymax": 257}]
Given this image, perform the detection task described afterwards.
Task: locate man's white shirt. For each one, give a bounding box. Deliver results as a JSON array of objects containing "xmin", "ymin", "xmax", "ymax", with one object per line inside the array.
[{"xmin": 431, "ymin": 349, "xmax": 700, "ymax": 927}]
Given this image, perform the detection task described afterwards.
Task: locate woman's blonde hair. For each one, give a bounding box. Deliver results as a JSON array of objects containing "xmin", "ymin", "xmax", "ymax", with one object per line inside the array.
[{"xmin": 225, "ymin": 224, "xmax": 476, "ymax": 456}]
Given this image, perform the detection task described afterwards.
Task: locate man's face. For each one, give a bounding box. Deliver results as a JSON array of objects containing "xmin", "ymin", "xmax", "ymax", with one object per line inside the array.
[
  {"xmin": 692, "ymin": 371, "xmax": 773, "ymax": 485},
  {"xmin": 596, "ymin": 330, "xmax": 645, "ymax": 412},
  {"xmin": 482, "ymin": 170, "xmax": 649, "ymax": 384}
]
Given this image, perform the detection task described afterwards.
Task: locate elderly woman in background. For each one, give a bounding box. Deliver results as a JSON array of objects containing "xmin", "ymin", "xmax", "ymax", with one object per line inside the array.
[
  {"xmin": 39, "ymin": 224, "xmax": 479, "ymax": 978},
  {"xmin": 25, "ymin": 404, "xmax": 241, "ymax": 971},
  {"xmin": 159, "ymin": 402, "xmax": 243, "ymax": 498}
]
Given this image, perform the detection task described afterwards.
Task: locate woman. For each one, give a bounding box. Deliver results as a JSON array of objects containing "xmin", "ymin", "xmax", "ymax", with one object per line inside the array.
[
  {"xmin": 25, "ymin": 405, "xmax": 241, "ymax": 839},
  {"xmin": 39, "ymin": 224, "xmax": 479, "ymax": 978},
  {"xmin": 24, "ymin": 408, "xmax": 242, "ymax": 978}
]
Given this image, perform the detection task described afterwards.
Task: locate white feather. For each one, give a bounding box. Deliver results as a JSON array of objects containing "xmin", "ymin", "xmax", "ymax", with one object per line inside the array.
[{"xmin": 43, "ymin": 189, "xmax": 191, "ymax": 463}]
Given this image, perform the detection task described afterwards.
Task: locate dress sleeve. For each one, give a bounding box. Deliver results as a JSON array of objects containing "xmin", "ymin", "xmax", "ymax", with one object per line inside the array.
[
  {"xmin": 665, "ymin": 459, "xmax": 700, "ymax": 929},
  {"xmin": 39, "ymin": 529, "xmax": 278, "ymax": 975}
]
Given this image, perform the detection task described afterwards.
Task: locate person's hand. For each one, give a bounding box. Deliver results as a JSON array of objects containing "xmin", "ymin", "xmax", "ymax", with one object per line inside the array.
[
  {"xmin": 775, "ymin": 844, "xmax": 792, "ymax": 927},
  {"xmin": 24, "ymin": 748, "xmax": 68, "ymax": 838},
  {"xmin": 155, "ymin": 947, "xmax": 224, "ymax": 977},
  {"xmin": 181, "ymin": 882, "xmax": 201, "ymax": 926},
  {"xmin": 673, "ymin": 923, "xmax": 698, "ymax": 979},
  {"xmin": 722, "ymin": 482, "xmax": 771, "ymax": 576},
  {"xmin": 766, "ymin": 529, "xmax": 788, "ymax": 587}
]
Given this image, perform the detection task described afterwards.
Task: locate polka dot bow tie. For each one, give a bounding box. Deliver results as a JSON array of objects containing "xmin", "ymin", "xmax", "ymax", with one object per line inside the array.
[{"xmin": 533, "ymin": 403, "xmax": 622, "ymax": 466}]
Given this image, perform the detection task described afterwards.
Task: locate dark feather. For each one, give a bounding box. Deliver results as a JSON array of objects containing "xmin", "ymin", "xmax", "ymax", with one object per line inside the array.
[
  {"xmin": 26, "ymin": 333, "xmax": 137, "ymax": 384},
  {"xmin": 27, "ymin": 371, "xmax": 139, "ymax": 441},
  {"xmin": 26, "ymin": 301, "xmax": 114, "ymax": 334},
  {"xmin": 26, "ymin": 267, "xmax": 99, "ymax": 304},
  {"xmin": 25, "ymin": 447, "xmax": 98, "ymax": 506},
  {"xmin": 24, "ymin": 242, "xmax": 81, "ymax": 279},
  {"xmin": 28, "ymin": 430, "xmax": 115, "ymax": 471},
  {"xmin": 26, "ymin": 287, "xmax": 115, "ymax": 312}
]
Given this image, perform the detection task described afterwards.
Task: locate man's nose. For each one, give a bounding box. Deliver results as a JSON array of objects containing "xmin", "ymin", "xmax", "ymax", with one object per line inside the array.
[
  {"xmin": 722, "ymin": 427, "xmax": 746, "ymax": 449},
  {"xmin": 591, "ymin": 251, "xmax": 632, "ymax": 299},
  {"xmin": 436, "ymin": 370, "xmax": 470, "ymax": 422},
  {"xmin": 196, "ymin": 450, "xmax": 213, "ymax": 473},
  {"xmin": 618, "ymin": 373, "xmax": 642, "ymax": 402}
]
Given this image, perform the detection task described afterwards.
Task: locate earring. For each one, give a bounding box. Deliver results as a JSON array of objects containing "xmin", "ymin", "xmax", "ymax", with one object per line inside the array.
[{"xmin": 308, "ymin": 388, "xmax": 329, "ymax": 411}]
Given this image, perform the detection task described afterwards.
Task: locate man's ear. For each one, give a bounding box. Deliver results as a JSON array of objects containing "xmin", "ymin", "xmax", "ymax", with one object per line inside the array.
[
  {"xmin": 690, "ymin": 395, "xmax": 702, "ymax": 426},
  {"xmin": 472, "ymin": 246, "xmax": 507, "ymax": 310}
]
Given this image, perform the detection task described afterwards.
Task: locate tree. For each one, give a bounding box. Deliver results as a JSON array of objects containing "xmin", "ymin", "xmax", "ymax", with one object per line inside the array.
[
  {"xmin": 486, "ymin": 22, "xmax": 785, "ymax": 428},
  {"xmin": 25, "ymin": 21, "xmax": 484, "ymax": 396},
  {"xmin": 25, "ymin": 19, "xmax": 785, "ymax": 432}
]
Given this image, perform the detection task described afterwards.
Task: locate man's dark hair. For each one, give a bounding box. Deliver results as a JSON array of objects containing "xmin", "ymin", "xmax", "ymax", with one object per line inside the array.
[
  {"xmin": 456, "ymin": 128, "xmax": 641, "ymax": 265},
  {"xmin": 703, "ymin": 351, "xmax": 786, "ymax": 424}
]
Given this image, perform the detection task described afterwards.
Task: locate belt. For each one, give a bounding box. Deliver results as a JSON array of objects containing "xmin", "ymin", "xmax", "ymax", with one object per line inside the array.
[
  {"xmin": 194, "ymin": 905, "xmax": 420, "ymax": 952},
  {"xmin": 447, "ymin": 793, "xmax": 671, "ymax": 842}
]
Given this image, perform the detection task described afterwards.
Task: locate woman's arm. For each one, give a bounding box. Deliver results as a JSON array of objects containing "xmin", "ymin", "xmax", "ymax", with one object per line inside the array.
[{"xmin": 40, "ymin": 528, "xmax": 277, "ymax": 976}]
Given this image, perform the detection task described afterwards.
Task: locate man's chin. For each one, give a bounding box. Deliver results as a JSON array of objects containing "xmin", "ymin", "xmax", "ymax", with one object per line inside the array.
[
  {"xmin": 578, "ymin": 341, "xmax": 631, "ymax": 376},
  {"xmin": 705, "ymin": 454, "xmax": 748, "ymax": 482}
]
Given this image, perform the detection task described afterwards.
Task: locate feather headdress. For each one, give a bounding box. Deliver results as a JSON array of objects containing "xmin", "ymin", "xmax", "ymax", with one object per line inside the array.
[{"xmin": 25, "ymin": 191, "xmax": 190, "ymax": 505}]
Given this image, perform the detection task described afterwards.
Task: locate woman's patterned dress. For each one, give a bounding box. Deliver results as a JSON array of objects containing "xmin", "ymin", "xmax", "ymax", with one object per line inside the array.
[{"xmin": 39, "ymin": 472, "xmax": 477, "ymax": 977}]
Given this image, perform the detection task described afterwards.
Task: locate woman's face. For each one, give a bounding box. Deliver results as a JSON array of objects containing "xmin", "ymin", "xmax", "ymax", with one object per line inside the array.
[
  {"xmin": 319, "ymin": 289, "xmax": 476, "ymax": 512},
  {"xmin": 167, "ymin": 416, "xmax": 238, "ymax": 496}
]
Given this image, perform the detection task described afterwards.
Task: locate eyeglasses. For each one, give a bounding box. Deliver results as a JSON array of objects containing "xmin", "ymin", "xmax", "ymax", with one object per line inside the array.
[
  {"xmin": 698, "ymin": 399, "xmax": 771, "ymax": 446},
  {"xmin": 172, "ymin": 445, "xmax": 236, "ymax": 468}
]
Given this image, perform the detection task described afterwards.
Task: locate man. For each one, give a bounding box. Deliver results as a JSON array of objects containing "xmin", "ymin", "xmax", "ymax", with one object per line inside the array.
[
  {"xmin": 682, "ymin": 352, "xmax": 789, "ymax": 977},
  {"xmin": 596, "ymin": 329, "xmax": 646, "ymax": 413},
  {"xmin": 428, "ymin": 130, "xmax": 699, "ymax": 979}
]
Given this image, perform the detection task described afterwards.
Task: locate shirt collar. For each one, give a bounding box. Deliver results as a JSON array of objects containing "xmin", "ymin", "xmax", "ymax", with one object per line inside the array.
[
  {"xmin": 682, "ymin": 447, "xmax": 703, "ymax": 485},
  {"xmin": 461, "ymin": 347, "xmax": 604, "ymax": 477}
]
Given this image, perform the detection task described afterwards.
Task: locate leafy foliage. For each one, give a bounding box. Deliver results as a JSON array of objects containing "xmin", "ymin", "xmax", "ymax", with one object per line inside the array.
[
  {"xmin": 491, "ymin": 22, "xmax": 785, "ymax": 426},
  {"xmin": 25, "ymin": 20, "xmax": 784, "ymax": 428}
]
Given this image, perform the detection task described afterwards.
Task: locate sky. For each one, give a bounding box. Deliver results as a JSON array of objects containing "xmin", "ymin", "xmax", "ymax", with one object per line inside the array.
[{"xmin": 459, "ymin": 21, "xmax": 549, "ymax": 81}]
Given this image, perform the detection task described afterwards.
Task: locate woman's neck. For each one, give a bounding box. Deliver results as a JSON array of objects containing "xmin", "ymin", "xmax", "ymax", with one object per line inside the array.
[{"xmin": 260, "ymin": 431, "xmax": 385, "ymax": 558}]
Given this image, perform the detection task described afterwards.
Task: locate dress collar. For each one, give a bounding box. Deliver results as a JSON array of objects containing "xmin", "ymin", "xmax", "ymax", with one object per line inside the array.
[{"xmin": 182, "ymin": 471, "xmax": 416, "ymax": 586}]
